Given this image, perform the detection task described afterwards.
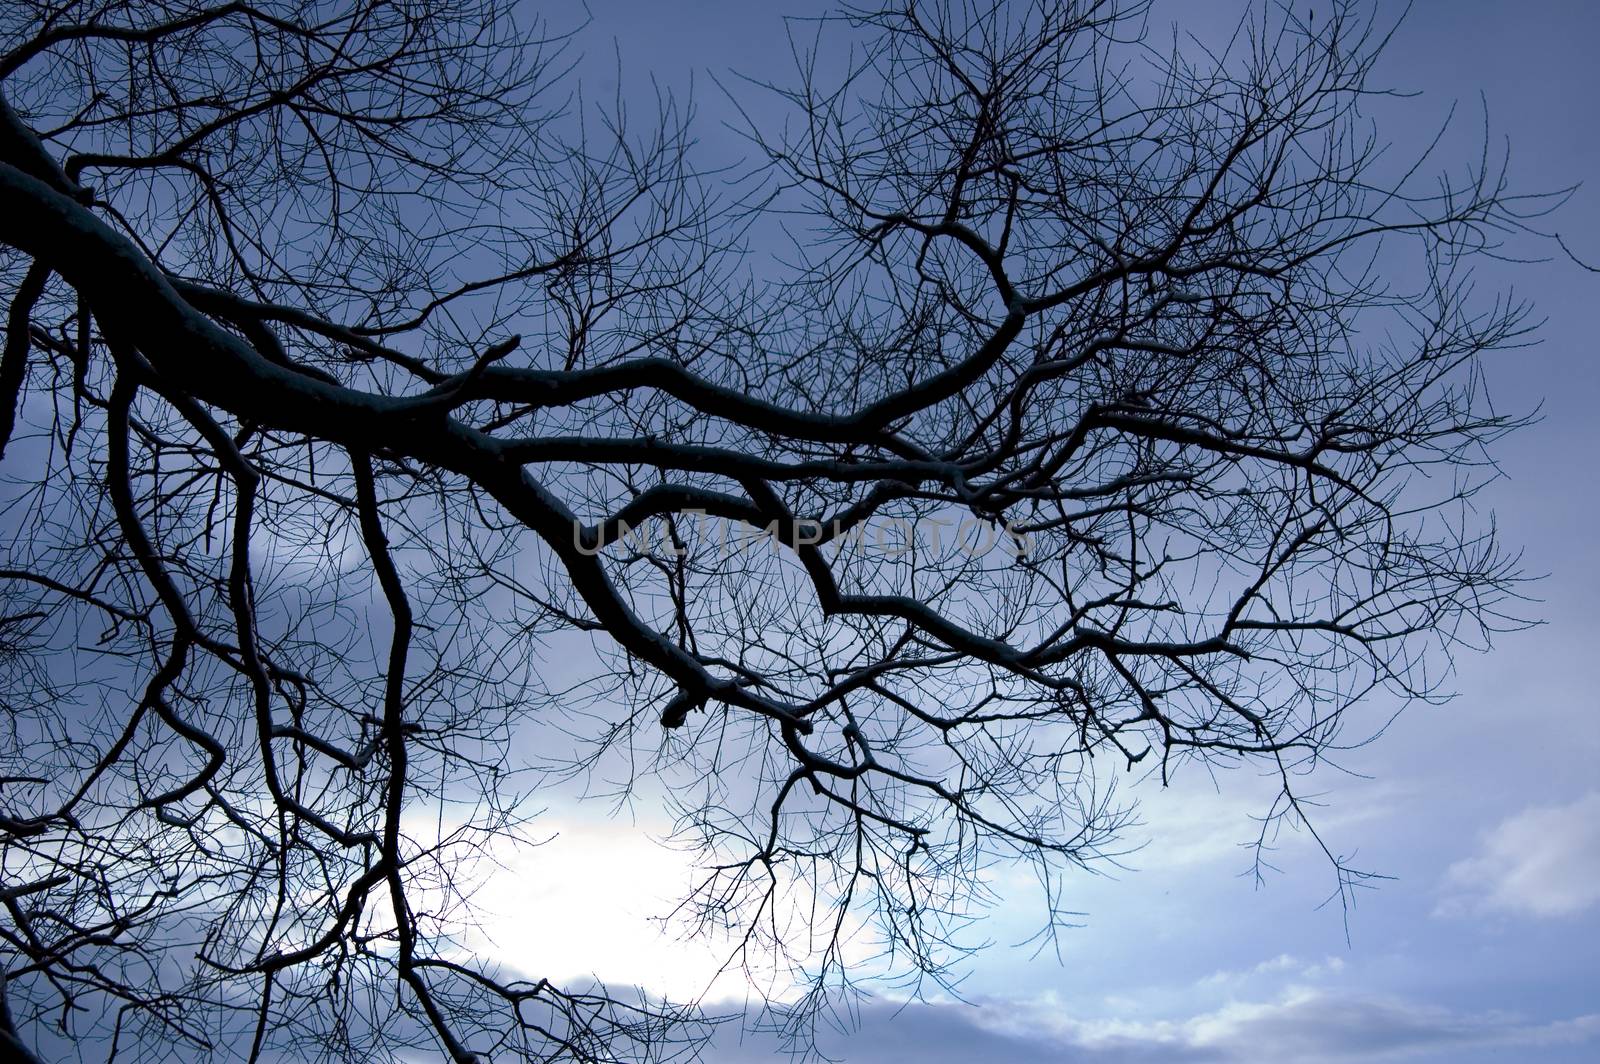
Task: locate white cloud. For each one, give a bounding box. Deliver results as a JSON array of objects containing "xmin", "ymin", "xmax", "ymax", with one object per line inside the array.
[
  {"xmin": 1439, "ymin": 791, "xmax": 1600, "ymax": 918},
  {"xmin": 992, "ymin": 988, "xmax": 1600, "ymax": 1062},
  {"xmin": 1198, "ymin": 952, "xmax": 1344, "ymax": 986},
  {"xmin": 698, "ymin": 989, "xmax": 1600, "ymax": 1064},
  {"xmin": 441, "ymin": 804, "xmax": 879, "ymax": 1004},
  {"xmin": 456, "ymin": 812, "xmax": 740, "ymax": 1001},
  {"xmin": 1119, "ymin": 776, "xmax": 1404, "ymax": 874}
]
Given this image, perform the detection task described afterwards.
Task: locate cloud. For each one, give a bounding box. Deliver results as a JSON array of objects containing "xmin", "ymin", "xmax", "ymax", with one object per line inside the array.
[
  {"xmin": 1113, "ymin": 775, "xmax": 1404, "ymax": 875},
  {"xmin": 453, "ymin": 811, "xmax": 742, "ymax": 1001},
  {"xmin": 701, "ymin": 989, "xmax": 1600, "ymax": 1064},
  {"xmin": 1198, "ymin": 952, "xmax": 1344, "ymax": 986},
  {"xmin": 438, "ymin": 804, "xmax": 877, "ymax": 1004},
  {"xmin": 1439, "ymin": 792, "xmax": 1600, "ymax": 918},
  {"xmin": 1014, "ymin": 989, "xmax": 1598, "ymax": 1062}
]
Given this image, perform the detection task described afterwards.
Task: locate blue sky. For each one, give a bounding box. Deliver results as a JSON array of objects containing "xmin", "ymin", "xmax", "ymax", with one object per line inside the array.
[{"xmin": 458, "ymin": 2, "xmax": 1600, "ymax": 1061}]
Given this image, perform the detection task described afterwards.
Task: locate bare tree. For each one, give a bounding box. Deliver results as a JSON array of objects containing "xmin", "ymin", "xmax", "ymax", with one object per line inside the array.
[{"xmin": 0, "ymin": 0, "xmax": 1545, "ymax": 1060}]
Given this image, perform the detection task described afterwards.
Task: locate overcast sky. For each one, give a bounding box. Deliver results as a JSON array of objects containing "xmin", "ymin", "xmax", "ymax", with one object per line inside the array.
[{"xmin": 451, "ymin": 2, "xmax": 1600, "ymax": 1062}]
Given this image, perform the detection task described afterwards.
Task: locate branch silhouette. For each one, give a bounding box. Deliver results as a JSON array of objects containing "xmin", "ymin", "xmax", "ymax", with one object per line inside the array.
[{"xmin": 0, "ymin": 1, "xmax": 1548, "ymax": 1060}]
